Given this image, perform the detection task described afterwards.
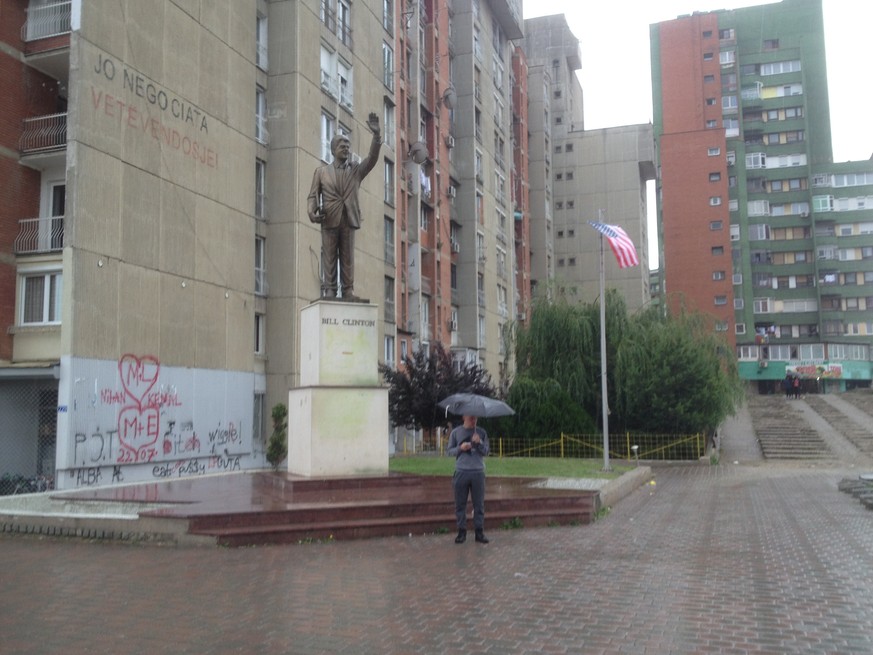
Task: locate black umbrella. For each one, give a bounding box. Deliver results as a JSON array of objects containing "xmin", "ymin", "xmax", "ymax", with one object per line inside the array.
[{"xmin": 437, "ymin": 393, "xmax": 515, "ymax": 418}]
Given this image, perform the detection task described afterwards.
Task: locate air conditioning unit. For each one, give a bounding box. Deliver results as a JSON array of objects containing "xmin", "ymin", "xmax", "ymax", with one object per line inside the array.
[
  {"xmin": 451, "ymin": 240, "xmax": 460, "ymax": 253},
  {"xmin": 445, "ymin": 135, "xmax": 455, "ymax": 148},
  {"xmin": 449, "ymin": 319, "xmax": 458, "ymax": 331},
  {"xmin": 447, "ymin": 186, "xmax": 457, "ymax": 198}
]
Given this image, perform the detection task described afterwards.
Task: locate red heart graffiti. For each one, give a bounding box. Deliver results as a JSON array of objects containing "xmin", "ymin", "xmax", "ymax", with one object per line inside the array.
[
  {"xmin": 118, "ymin": 354, "xmax": 160, "ymax": 407},
  {"xmin": 118, "ymin": 405, "xmax": 160, "ymax": 454}
]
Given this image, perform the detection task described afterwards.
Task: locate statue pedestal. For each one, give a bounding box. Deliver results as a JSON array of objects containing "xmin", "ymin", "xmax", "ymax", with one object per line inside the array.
[{"xmin": 288, "ymin": 301, "xmax": 389, "ymax": 477}]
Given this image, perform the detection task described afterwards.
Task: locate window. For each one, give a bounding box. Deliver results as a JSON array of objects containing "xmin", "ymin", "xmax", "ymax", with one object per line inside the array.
[
  {"xmin": 336, "ymin": 0, "xmax": 352, "ymax": 46},
  {"xmin": 383, "ymin": 100, "xmax": 395, "ymax": 149},
  {"xmin": 712, "ymin": 246, "xmax": 724, "ymax": 256},
  {"xmin": 255, "ymin": 86, "xmax": 267, "ymax": 143},
  {"xmin": 384, "ymin": 159, "xmax": 395, "ymax": 204},
  {"xmin": 753, "ymin": 297, "xmax": 772, "ymax": 313},
  {"xmin": 709, "ymin": 172, "xmax": 721, "ymax": 182},
  {"xmin": 762, "ymin": 39, "xmax": 780, "ymax": 51},
  {"xmin": 709, "ymin": 196, "xmax": 722, "ymax": 206},
  {"xmin": 748, "ymin": 201, "xmax": 770, "ymax": 217},
  {"xmin": 384, "ymin": 217, "xmax": 395, "ymax": 264},
  {"xmin": 734, "ymin": 298, "xmax": 744, "ymax": 309},
  {"xmin": 255, "ymin": 237, "xmax": 267, "ymax": 296},
  {"xmin": 20, "ymin": 270, "xmax": 62, "ymax": 325},
  {"xmin": 337, "ymin": 59, "xmax": 353, "ymax": 109},
  {"xmin": 383, "ymin": 335, "xmax": 395, "ymax": 366},
  {"xmin": 713, "ymin": 271, "xmax": 726, "ymax": 281},
  {"xmin": 382, "ymin": 0, "xmax": 393, "ymax": 33},
  {"xmin": 565, "ymin": 143, "xmax": 573, "ymax": 153},
  {"xmin": 746, "ymin": 152, "xmax": 766, "ymax": 169},
  {"xmin": 703, "ymin": 52, "xmax": 714, "ymax": 61},
  {"xmin": 255, "ymin": 159, "xmax": 267, "ymax": 220},
  {"xmin": 708, "ymin": 147, "xmax": 721, "ymax": 156},
  {"xmin": 382, "ymin": 42, "xmax": 394, "ymax": 91},
  {"xmin": 760, "ymin": 60, "xmax": 801, "ymax": 76},
  {"xmin": 706, "ymin": 97, "xmax": 716, "ymax": 106},
  {"xmin": 722, "ymin": 95, "xmax": 738, "ymax": 111},
  {"xmin": 256, "ymin": 14, "xmax": 268, "ymax": 70},
  {"xmin": 735, "ymin": 323, "xmax": 746, "ymax": 335},
  {"xmin": 320, "ymin": 111, "xmax": 335, "ymax": 161},
  {"xmin": 704, "ymin": 74, "xmax": 715, "ymax": 83},
  {"xmin": 710, "ymin": 220, "xmax": 723, "ymax": 231},
  {"xmin": 255, "ymin": 313, "xmax": 265, "ymax": 354},
  {"xmin": 706, "ymin": 120, "xmax": 718, "ymax": 128}
]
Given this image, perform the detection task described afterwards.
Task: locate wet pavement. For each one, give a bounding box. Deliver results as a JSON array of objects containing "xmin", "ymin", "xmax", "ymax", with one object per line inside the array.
[
  {"xmin": 1, "ymin": 459, "xmax": 872, "ymax": 654},
  {"xmin": 2, "ymin": 399, "xmax": 873, "ymax": 654}
]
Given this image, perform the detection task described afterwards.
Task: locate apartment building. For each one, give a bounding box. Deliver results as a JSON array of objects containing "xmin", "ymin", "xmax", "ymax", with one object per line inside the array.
[
  {"xmin": 393, "ymin": 0, "xmax": 524, "ymax": 388},
  {"xmin": 523, "ymin": 15, "xmax": 654, "ymax": 311},
  {"xmin": 651, "ymin": 0, "xmax": 873, "ymax": 390},
  {"xmin": 1, "ymin": 0, "xmax": 533, "ymax": 488}
]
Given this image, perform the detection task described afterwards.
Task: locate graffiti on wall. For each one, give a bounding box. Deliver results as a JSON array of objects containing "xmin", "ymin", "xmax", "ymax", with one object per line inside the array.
[{"xmin": 67, "ymin": 354, "xmax": 253, "ymax": 488}]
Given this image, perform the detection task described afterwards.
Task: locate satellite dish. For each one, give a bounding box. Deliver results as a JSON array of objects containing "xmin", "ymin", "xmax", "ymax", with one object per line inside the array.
[
  {"xmin": 409, "ymin": 141, "xmax": 429, "ymax": 165},
  {"xmin": 442, "ymin": 86, "xmax": 457, "ymax": 110}
]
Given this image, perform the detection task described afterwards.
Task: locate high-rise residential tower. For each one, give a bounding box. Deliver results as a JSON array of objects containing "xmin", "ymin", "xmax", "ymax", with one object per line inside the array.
[{"xmin": 651, "ymin": 0, "xmax": 873, "ymax": 391}]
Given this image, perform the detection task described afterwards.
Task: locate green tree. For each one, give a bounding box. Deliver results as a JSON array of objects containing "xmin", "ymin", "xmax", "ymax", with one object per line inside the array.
[
  {"xmin": 614, "ymin": 308, "xmax": 744, "ymax": 433},
  {"xmin": 380, "ymin": 341, "xmax": 496, "ymax": 431},
  {"xmin": 266, "ymin": 403, "xmax": 288, "ymax": 470},
  {"xmin": 511, "ymin": 294, "xmax": 742, "ymax": 435},
  {"xmin": 490, "ymin": 376, "xmax": 597, "ymax": 440}
]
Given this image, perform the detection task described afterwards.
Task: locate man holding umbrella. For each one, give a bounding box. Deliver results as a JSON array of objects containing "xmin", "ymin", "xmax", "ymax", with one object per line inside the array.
[{"xmin": 446, "ymin": 415, "xmax": 491, "ymax": 544}]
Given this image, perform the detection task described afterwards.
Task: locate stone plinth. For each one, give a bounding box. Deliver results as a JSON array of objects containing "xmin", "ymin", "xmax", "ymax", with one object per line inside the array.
[
  {"xmin": 288, "ymin": 386, "xmax": 389, "ymax": 476},
  {"xmin": 300, "ymin": 301, "xmax": 379, "ymax": 387},
  {"xmin": 289, "ymin": 301, "xmax": 389, "ymax": 477}
]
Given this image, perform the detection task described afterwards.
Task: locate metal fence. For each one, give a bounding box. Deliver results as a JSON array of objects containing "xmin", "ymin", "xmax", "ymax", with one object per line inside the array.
[
  {"xmin": 410, "ymin": 431, "xmax": 707, "ymax": 461},
  {"xmin": 0, "ymin": 380, "xmax": 58, "ymax": 495}
]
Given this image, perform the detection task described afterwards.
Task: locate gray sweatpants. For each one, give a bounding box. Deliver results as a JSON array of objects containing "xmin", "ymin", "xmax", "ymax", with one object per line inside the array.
[{"xmin": 453, "ymin": 469, "xmax": 485, "ymax": 531}]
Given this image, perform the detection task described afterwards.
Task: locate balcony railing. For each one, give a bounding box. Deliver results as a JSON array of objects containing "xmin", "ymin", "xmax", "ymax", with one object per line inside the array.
[
  {"xmin": 15, "ymin": 216, "xmax": 64, "ymax": 254},
  {"xmin": 22, "ymin": 0, "xmax": 72, "ymax": 41},
  {"xmin": 20, "ymin": 112, "xmax": 67, "ymax": 153}
]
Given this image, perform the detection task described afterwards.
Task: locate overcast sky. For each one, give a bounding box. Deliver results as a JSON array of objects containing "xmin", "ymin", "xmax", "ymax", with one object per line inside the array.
[
  {"xmin": 523, "ymin": 0, "xmax": 872, "ymax": 161},
  {"xmin": 522, "ymin": 0, "xmax": 873, "ymax": 265}
]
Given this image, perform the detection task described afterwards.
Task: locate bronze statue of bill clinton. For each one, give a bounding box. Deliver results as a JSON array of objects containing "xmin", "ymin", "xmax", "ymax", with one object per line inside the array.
[{"xmin": 307, "ymin": 112, "xmax": 382, "ymax": 301}]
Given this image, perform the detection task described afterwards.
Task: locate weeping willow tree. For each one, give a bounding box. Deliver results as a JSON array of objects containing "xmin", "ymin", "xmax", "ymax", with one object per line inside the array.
[
  {"xmin": 488, "ymin": 376, "xmax": 597, "ymax": 440},
  {"xmin": 614, "ymin": 307, "xmax": 744, "ymax": 434},
  {"xmin": 512, "ymin": 293, "xmax": 742, "ymax": 436},
  {"xmin": 515, "ymin": 291, "xmax": 628, "ymax": 422}
]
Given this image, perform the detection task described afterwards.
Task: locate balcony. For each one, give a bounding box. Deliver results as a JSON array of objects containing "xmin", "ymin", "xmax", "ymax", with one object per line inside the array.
[
  {"xmin": 15, "ymin": 216, "xmax": 64, "ymax": 254},
  {"xmin": 22, "ymin": 1, "xmax": 72, "ymax": 41},
  {"xmin": 20, "ymin": 112, "xmax": 67, "ymax": 154}
]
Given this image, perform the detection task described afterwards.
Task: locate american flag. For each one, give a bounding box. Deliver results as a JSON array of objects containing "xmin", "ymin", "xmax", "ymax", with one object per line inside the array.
[{"xmin": 588, "ymin": 221, "xmax": 639, "ymax": 269}]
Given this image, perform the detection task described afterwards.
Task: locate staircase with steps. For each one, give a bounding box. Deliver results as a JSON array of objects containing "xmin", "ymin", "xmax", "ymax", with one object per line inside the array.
[
  {"xmin": 141, "ymin": 474, "xmax": 599, "ymax": 547},
  {"xmin": 802, "ymin": 395, "xmax": 873, "ymax": 456},
  {"xmin": 744, "ymin": 392, "xmax": 833, "ymax": 459}
]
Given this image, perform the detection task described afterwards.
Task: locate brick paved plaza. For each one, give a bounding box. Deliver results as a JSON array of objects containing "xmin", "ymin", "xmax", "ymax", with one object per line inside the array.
[{"xmin": 2, "ymin": 457, "xmax": 872, "ymax": 654}]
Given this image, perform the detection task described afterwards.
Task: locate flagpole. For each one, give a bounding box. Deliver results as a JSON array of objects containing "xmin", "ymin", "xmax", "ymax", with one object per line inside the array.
[{"xmin": 598, "ymin": 211, "xmax": 611, "ymax": 472}]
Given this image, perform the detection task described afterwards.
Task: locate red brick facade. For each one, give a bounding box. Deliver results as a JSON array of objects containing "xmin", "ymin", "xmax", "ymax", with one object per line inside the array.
[
  {"xmin": 656, "ymin": 14, "xmax": 735, "ymax": 347},
  {"xmin": 0, "ymin": 0, "xmax": 66, "ymax": 360}
]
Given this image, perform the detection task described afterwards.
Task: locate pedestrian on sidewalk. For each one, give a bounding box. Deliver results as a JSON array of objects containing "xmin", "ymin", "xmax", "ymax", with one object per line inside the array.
[
  {"xmin": 446, "ymin": 415, "xmax": 490, "ymax": 544},
  {"xmin": 782, "ymin": 374, "xmax": 792, "ymax": 398},
  {"xmin": 792, "ymin": 375, "xmax": 801, "ymax": 399}
]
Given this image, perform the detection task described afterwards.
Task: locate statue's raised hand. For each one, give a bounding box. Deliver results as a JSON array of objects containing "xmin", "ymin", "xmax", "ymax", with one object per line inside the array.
[{"xmin": 367, "ymin": 112, "xmax": 380, "ymax": 135}]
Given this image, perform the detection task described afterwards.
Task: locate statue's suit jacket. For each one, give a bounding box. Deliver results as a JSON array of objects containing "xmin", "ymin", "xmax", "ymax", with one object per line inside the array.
[{"xmin": 307, "ymin": 133, "xmax": 382, "ymax": 229}]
